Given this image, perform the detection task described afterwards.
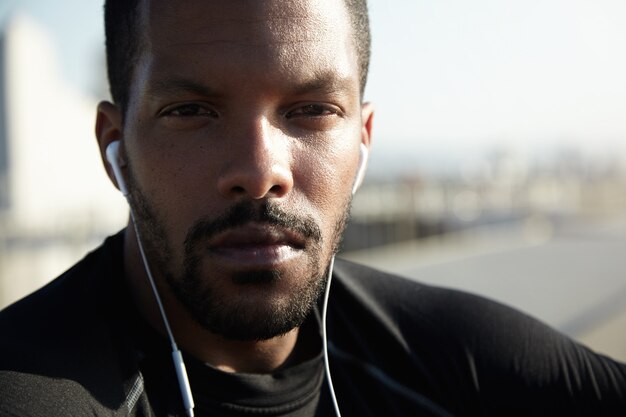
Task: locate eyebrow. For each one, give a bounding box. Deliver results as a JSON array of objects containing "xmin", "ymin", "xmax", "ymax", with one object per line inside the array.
[
  {"xmin": 146, "ymin": 77, "xmax": 221, "ymax": 98},
  {"xmin": 145, "ymin": 72, "xmax": 356, "ymax": 99},
  {"xmin": 289, "ymin": 73, "xmax": 356, "ymax": 97}
]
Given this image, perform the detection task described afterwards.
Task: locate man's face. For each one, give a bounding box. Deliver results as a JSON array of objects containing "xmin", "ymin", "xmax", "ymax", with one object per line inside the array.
[{"xmin": 114, "ymin": 0, "xmax": 372, "ymax": 340}]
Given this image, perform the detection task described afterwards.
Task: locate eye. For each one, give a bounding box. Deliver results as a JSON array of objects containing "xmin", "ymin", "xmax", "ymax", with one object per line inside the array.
[
  {"xmin": 160, "ymin": 103, "xmax": 218, "ymax": 118},
  {"xmin": 285, "ymin": 104, "xmax": 339, "ymax": 119}
]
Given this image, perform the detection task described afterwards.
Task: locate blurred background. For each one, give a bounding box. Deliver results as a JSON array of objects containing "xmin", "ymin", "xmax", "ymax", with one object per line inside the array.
[{"xmin": 1, "ymin": 0, "xmax": 625, "ymax": 361}]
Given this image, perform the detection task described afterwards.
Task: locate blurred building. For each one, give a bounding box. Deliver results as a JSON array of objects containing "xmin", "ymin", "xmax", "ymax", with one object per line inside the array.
[{"xmin": 0, "ymin": 14, "xmax": 127, "ymax": 308}]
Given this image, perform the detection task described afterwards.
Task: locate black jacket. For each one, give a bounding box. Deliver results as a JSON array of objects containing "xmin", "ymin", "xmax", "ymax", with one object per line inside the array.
[{"xmin": 1, "ymin": 231, "xmax": 625, "ymax": 416}]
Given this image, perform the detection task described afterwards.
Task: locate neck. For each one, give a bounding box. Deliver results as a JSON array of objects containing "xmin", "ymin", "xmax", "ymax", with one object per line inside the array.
[{"xmin": 123, "ymin": 226, "xmax": 301, "ymax": 373}]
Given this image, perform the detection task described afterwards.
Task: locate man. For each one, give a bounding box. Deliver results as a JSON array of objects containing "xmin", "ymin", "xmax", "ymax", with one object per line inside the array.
[{"xmin": 0, "ymin": 0, "xmax": 625, "ymax": 416}]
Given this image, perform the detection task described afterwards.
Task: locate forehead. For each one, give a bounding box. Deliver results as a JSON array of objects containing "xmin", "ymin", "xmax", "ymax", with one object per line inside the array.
[
  {"xmin": 144, "ymin": 0, "xmax": 351, "ymax": 43},
  {"xmin": 130, "ymin": 0, "xmax": 359, "ymax": 98}
]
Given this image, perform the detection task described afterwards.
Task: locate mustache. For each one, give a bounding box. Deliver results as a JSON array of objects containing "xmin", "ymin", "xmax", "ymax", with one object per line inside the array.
[{"xmin": 184, "ymin": 201, "xmax": 322, "ymax": 249}]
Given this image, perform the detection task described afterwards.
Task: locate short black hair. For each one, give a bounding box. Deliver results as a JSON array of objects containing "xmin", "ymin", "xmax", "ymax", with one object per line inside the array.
[
  {"xmin": 103, "ymin": 0, "xmax": 143, "ymax": 112},
  {"xmin": 103, "ymin": 0, "xmax": 371, "ymax": 112}
]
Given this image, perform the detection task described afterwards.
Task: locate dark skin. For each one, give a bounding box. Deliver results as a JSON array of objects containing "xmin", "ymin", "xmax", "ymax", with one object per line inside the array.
[{"xmin": 95, "ymin": 0, "xmax": 373, "ymax": 373}]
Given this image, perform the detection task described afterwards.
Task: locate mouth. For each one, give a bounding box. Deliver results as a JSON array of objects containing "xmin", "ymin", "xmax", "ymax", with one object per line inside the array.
[{"xmin": 204, "ymin": 223, "xmax": 307, "ymax": 267}]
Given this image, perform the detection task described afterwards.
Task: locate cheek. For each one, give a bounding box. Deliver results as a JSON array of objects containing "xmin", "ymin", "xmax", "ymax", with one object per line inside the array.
[
  {"xmin": 293, "ymin": 139, "xmax": 359, "ymax": 228},
  {"xmin": 126, "ymin": 141, "xmax": 218, "ymax": 249}
]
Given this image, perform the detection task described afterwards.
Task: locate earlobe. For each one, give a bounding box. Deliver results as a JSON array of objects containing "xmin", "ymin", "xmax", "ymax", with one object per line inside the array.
[
  {"xmin": 352, "ymin": 143, "xmax": 368, "ymax": 194},
  {"xmin": 95, "ymin": 101, "xmax": 127, "ymax": 191}
]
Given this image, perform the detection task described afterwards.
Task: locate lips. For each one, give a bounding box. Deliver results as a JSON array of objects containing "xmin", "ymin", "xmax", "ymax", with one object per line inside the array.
[{"xmin": 204, "ymin": 223, "xmax": 307, "ymax": 266}]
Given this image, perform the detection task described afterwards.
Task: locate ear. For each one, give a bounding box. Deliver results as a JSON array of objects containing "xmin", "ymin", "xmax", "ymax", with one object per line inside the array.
[
  {"xmin": 95, "ymin": 101, "xmax": 126, "ymax": 192},
  {"xmin": 360, "ymin": 101, "xmax": 374, "ymax": 152},
  {"xmin": 351, "ymin": 102, "xmax": 374, "ymax": 194}
]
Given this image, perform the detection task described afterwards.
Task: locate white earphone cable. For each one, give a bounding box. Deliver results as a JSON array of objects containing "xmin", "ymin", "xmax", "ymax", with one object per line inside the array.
[
  {"xmin": 321, "ymin": 255, "xmax": 342, "ymax": 417},
  {"xmin": 129, "ymin": 211, "xmax": 195, "ymax": 417}
]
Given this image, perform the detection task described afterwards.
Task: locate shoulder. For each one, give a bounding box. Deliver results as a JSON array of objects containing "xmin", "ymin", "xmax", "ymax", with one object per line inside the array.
[
  {"xmin": 330, "ymin": 259, "xmax": 626, "ymax": 415},
  {"xmin": 330, "ymin": 258, "xmax": 583, "ymax": 353},
  {"xmin": 0, "ymin": 231, "xmax": 127, "ymax": 371},
  {"xmin": 0, "ymin": 231, "xmax": 132, "ymax": 415},
  {"xmin": 0, "ymin": 371, "xmax": 98, "ymax": 416}
]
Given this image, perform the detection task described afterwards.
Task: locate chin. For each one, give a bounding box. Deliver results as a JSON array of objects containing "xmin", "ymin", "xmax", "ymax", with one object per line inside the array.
[{"xmin": 166, "ymin": 260, "xmax": 327, "ymax": 341}]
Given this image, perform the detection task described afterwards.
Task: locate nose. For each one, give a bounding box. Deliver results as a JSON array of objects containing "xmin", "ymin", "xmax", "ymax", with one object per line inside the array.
[{"xmin": 217, "ymin": 118, "xmax": 294, "ymax": 200}]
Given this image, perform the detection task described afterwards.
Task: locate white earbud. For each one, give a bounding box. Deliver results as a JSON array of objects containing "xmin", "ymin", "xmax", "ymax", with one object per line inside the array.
[
  {"xmin": 105, "ymin": 140, "xmax": 129, "ymax": 196},
  {"xmin": 352, "ymin": 143, "xmax": 368, "ymax": 194}
]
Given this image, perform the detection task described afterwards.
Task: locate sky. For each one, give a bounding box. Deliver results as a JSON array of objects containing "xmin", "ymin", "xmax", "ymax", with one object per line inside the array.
[
  {"xmin": 3, "ymin": 0, "xmax": 626, "ymax": 176},
  {"xmin": 366, "ymin": 0, "xmax": 626, "ymax": 153}
]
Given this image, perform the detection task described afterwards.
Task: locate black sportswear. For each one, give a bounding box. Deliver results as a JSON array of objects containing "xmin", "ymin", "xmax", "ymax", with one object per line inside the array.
[{"xmin": 1, "ymin": 231, "xmax": 625, "ymax": 416}]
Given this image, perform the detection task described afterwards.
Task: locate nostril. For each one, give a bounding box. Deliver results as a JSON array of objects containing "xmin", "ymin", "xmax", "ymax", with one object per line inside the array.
[
  {"xmin": 269, "ymin": 184, "xmax": 283, "ymax": 194},
  {"xmin": 232, "ymin": 185, "xmax": 246, "ymax": 194}
]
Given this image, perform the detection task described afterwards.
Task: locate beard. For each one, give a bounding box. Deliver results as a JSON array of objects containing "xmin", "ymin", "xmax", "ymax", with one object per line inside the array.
[{"xmin": 126, "ymin": 164, "xmax": 351, "ymax": 341}]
